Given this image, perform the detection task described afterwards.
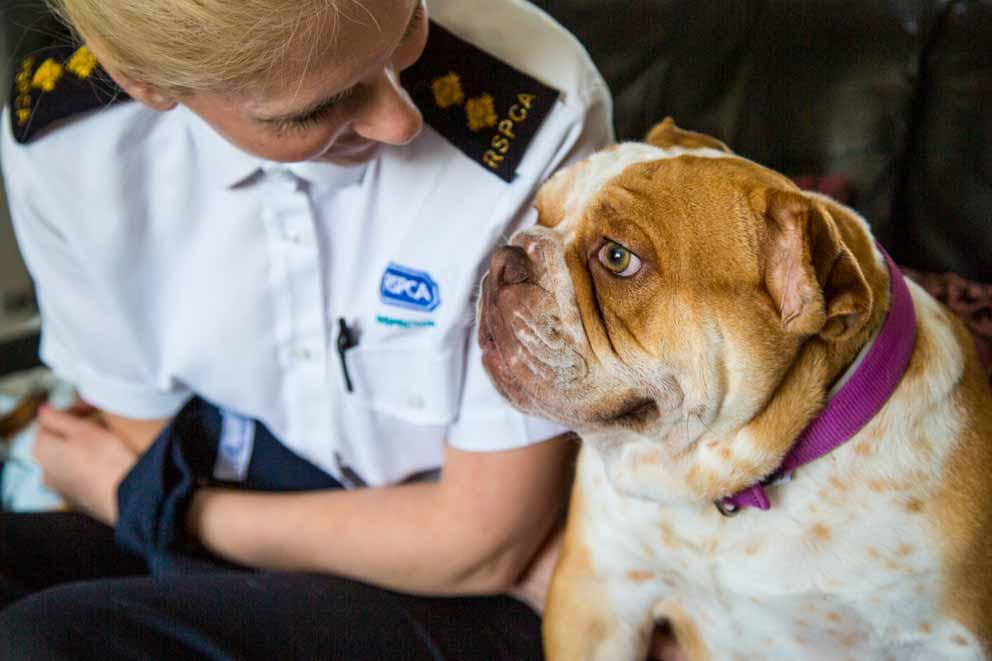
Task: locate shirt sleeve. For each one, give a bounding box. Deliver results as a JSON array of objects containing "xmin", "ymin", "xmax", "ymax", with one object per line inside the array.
[
  {"xmin": 1, "ymin": 111, "xmax": 191, "ymax": 419},
  {"xmin": 446, "ymin": 81, "xmax": 614, "ymax": 452}
]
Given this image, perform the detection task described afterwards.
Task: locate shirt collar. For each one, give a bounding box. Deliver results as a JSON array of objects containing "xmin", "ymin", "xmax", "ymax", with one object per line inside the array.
[
  {"xmin": 282, "ymin": 159, "xmax": 367, "ymax": 191},
  {"xmin": 182, "ymin": 106, "xmax": 367, "ymax": 191}
]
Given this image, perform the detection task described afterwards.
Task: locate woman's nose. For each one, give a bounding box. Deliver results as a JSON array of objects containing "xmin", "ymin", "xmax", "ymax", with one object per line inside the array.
[{"xmin": 352, "ymin": 68, "xmax": 423, "ymax": 146}]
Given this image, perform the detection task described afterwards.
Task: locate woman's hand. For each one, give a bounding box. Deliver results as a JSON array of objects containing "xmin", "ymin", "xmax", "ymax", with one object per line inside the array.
[
  {"xmin": 510, "ymin": 528, "xmax": 686, "ymax": 661},
  {"xmin": 34, "ymin": 402, "xmax": 139, "ymax": 525},
  {"xmin": 508, "ymin": 522, "xmax": 563, "ymax": 613}
]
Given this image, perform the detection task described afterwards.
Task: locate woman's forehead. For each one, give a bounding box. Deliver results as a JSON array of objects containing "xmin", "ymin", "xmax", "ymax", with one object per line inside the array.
[{"xmin": 238, "ymin": 0, "xmax": 417, "ymax": 110}]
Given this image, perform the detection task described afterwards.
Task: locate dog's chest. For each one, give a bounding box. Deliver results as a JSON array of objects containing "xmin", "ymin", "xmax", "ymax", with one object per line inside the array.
[
  {"xmin": 643, "ymin": 517, "xmax": 971, "ymax": 660},
  {"xmin": 577, "ymin": 448, "xmax": 984, "ymax": 659}
]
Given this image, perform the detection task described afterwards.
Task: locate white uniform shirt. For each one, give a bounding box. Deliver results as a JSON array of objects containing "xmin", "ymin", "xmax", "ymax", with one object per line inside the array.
[{"xmin": 1, "ymin": 0, "xmax": 613, "ymax": 486}]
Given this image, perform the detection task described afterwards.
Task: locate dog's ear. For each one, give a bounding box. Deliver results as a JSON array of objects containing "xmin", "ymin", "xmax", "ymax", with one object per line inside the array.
[
  {"xmin": 751, "ymin": 189, "xmax": 873, "ymax": 342},
  {"xmin": 644, "ymin": 117, "xmax": 732, "ymax": 154}
]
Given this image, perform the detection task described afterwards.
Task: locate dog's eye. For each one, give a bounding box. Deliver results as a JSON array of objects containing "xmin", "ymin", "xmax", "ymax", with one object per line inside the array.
[{"xmin": 597, "ymin": 241, "xmax": 642, "ymax": 277}]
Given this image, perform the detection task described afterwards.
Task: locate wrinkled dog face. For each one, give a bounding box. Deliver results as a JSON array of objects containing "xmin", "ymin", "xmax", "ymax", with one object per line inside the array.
[{"xmin": 479, "ymin": 143, "xmax": 815, "ymax": 459}]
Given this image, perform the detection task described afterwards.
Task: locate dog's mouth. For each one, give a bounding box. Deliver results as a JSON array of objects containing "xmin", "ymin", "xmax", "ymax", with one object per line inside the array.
[
  {"xmin": 478, "ymin": 298, "xmax": 546, "ymax": 418},
  {"xmin": 478, "ymin": 271, "xmax": 590, "ymax": 423},
  {"xmin": 597, "ymin": 396, "xmax": 661, "ymax": 431},
  {"xmin": 477, "ymin": 288, "xmax": 503, "ymax": 363},
  {"xmin": 482, "ymin": 300, "xmax": 660, "ymax": 432}
]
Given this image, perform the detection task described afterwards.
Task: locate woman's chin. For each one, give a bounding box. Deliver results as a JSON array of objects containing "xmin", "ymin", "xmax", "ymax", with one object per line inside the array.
[{"xmin": 318, "ymin": 141, "xmax": 384, "ymax": 166}]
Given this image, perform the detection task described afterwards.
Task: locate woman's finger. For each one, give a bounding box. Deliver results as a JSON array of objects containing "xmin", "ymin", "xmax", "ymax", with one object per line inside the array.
[
  {"xmin": 33, "ymin": 426, "xmax": 67, "ymax": 484},
  {"xmin": 37, "ymin": 404, "xmax": 99, "ymax": 438},
  {"xmin": 64, "ymin": 398, "xmax": 98, "ymax": 417}
]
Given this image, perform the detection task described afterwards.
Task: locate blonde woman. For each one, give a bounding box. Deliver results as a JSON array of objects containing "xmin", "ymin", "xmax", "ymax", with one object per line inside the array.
[{"xmin": 0, "ymin": 0, "xmax": 618, "ymax": 657}]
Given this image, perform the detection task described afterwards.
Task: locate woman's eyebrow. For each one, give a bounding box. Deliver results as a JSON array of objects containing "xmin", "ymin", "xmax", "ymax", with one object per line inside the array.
[
  {"xmin": 255, "ymin": 89, "xmax": 353, "ymax": 124},
  {"xmin": 252, "ymin": 3, "xmax": 423, "ymax": 124}
]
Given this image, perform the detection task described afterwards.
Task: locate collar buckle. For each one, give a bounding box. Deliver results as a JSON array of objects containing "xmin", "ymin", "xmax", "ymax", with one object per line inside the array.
[{"xmin": 714, "ymin": 499, "xmax": 741, "ymax": 517}]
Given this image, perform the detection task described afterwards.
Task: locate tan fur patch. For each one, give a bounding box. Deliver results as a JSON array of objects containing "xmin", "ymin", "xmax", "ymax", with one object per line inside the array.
[
  {"xmin": 812, "ymin": 523, "xmax": 832, "ymax": 542},
  {"xmin": 626, "ymin": 570, "xmax": 654, "ymax": 583},
  {"xmin": 905, "ymin": 498, "xmax": 926, "ymax": 514},
  {"xmin": 854, "ymin": 440, "xmax": 875, "ymax": 457}
]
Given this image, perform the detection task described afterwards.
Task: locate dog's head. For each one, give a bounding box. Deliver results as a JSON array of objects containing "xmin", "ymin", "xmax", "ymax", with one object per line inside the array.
[{"xmin": 479, "ymin": 118, "xmax": 882, "ymax": 502}]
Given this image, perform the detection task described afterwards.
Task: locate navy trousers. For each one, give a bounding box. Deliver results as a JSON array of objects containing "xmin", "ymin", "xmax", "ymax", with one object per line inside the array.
[
  {"xmin": 0, "ymin": 398, "xmax": 543, "ymax": 660},
  {"xmin": 0, "ymin": 514, "xmax": 542, "ymax": 660}
]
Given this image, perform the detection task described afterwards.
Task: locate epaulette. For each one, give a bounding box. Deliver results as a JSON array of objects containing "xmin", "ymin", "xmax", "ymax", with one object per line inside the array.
[
  {"xmin": 404, "ymin": 22, "xmax": 560, "ymax": 183},
  {"xmin": 9, "ymin": 38, "xmax": 131, "ymax": 144}
]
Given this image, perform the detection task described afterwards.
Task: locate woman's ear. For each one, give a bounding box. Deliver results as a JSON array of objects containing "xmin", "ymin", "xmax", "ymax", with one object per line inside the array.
[
  {"xmin": 103, "ymin": 65, "xmax": 178, "ymax": 111},
  {"xmin": 84, "ymin": 40, "xmax": 178, "ymax": 111}
]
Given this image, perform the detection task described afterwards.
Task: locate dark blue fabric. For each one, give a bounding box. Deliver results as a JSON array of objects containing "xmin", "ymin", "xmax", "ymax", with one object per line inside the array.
[
  {"xmin": 0, "ymin": 514, "xmax": 543, "ymax": 660},
  {"xmin": 0, "ymin": 512, "xmax": 145, "ymax": 609},
  {"xmin": 244, "ymin": 419, "xmax": 342, "ymax": 492},
  {"xmin": 0, "ymin": 567, "xmax": 544, "ymax": 661},
  {"xmin": 115, "ymin": 397, "xmax": 342, "ymax": 575}
]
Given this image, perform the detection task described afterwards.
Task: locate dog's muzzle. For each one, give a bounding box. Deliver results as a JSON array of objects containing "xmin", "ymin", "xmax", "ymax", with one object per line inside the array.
[{"xmin": 478, "ymin": 241, "xmax": 591, "ymax": 419}]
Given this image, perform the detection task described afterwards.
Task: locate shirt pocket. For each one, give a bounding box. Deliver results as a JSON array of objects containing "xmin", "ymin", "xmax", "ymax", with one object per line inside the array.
[{"xmin": 346, "ymin": 344, "xmax": 466, "ymax": 426}]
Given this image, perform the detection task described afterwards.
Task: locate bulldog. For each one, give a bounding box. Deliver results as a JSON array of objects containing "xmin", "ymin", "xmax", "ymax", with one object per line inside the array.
[{"xmin": 478, "ymin": 118, "xmax": 992, "ymax": 660}]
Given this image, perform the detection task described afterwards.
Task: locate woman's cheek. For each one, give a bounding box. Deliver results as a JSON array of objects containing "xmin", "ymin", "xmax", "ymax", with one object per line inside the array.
[{"xmin": 264, "ymin": 124, "xmax": 343, "ymax": 162}]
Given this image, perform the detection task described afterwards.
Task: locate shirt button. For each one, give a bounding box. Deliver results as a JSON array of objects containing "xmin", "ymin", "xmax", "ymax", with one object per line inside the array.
[
  {"xmin": 271, "ymin": 167, "xmax": 295, "ymax": 182},
  {"xmin": 284, "ymin": 228, "xmax": 307, "ymax": 245},
  {"xmin": 407, "ymin": 394, "xmax": 425, "ymax": 410},
  {"xmin": 291, "ymin": 346, "xmax": 313, "ymax": 362}
]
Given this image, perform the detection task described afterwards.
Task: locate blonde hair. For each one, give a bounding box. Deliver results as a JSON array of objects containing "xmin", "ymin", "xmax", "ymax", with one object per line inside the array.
[{"xmin": 47, "ymin": 0, "xmax": 358, "ymax": 94}]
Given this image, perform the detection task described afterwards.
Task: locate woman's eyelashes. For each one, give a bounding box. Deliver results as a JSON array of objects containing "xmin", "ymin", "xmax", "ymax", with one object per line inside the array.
[{"xmin": 272, "ymin": 89, "xmax": 354, "ymax": 135}]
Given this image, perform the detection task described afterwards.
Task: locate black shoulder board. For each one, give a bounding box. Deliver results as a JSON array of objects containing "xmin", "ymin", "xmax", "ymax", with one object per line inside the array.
[
  {"xmin": 404, "ymin": 22, "xmax": 561, "ymax": 183},
  {"xmin": 9, "ymin": 39, "xmax": 131, "ymax": 144}
]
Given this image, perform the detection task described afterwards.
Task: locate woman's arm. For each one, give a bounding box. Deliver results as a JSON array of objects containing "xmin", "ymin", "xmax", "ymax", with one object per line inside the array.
[
  {"xmin": 186, "ymin": 434, "xmax": 577, "ymax": 595},
  {"xmin": 35, "ymin": 402, "xmax": 575, "ymax": 595}
]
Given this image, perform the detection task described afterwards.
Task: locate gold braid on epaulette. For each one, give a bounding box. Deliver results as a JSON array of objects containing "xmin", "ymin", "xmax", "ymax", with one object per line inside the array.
[{"xmin": 10, "ymin": 44, "xmax": 130, "ymax": 143}]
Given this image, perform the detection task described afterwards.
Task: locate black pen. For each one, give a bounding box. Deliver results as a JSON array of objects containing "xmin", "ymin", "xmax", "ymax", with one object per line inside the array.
[{"xmin": 336, "ymin": 317, "xmax": 358, "ymax": 393}]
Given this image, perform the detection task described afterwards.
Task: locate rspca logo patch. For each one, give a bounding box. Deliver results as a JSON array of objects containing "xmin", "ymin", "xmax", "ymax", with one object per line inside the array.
[{"xmin": 379, "ymin": 263, "xmax": 441, "ymax": 313}]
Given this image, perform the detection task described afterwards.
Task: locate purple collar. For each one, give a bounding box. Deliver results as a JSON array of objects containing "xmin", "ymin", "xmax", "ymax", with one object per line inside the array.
[{"xmin": 715, "ymin": 247, "xmax": 917, "ymax": 516}]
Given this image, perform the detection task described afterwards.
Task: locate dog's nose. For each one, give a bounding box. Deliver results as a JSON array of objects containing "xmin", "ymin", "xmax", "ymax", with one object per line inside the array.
[{"xmin": 490, "ymin": 245, "xmax": 532, "ymax": 286}]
